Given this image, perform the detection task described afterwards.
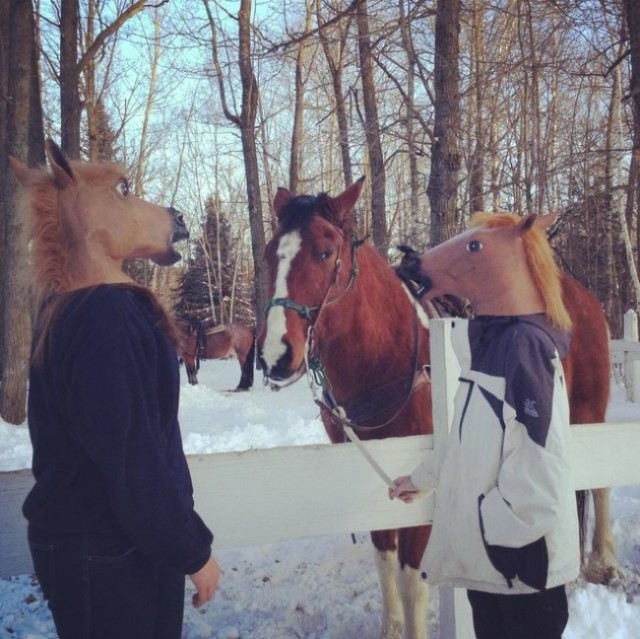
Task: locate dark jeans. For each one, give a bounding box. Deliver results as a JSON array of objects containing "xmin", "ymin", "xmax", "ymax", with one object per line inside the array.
[
  {"xmin": 467, "ymin": 586, "xmax": 569, "ymax": 639},
  {"xmin": 28, "ymin": 525, "xmax": 185, "ymax": 639}
]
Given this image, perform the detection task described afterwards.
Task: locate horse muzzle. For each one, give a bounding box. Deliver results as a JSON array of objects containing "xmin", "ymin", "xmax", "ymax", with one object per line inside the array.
[
  {"xmin": 168, "ymin": 206, "xmax": 190, "ymax": 243},
  {"xmin": 395, "ymin": 245, "xmax": 433, "ymax": 299},
  {"xmin": 152, "ymin": 207, "xmax": 190, "ymax": 266}
]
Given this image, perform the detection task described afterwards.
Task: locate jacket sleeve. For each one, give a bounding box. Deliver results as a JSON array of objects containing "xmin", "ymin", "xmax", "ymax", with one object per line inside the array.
[
  {"xmin": 60, "ymin": 290, "xmax": 212, "ymax": 574},
  {"xmin": 479, "ymin": 330, "xmax": 572, "ymax": 549}
]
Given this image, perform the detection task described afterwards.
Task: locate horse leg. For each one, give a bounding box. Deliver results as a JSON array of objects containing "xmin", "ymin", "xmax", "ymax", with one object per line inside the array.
[
  {"xmin": 372, "ymin": 530, "xmax": 404, "ymax": 639},
  {"xmin": 585, "ymin": 487, "xmax": 623, "ymax": 583},
  {"xmin": 185, "ymin": 356, "xmax": 198, "ymax": 385},
  {"xmin": 235, "ymin": 335, "xmax": 256, "ymax": 391},
  {"xmin": 397, "ymin": 526, "xmax": 430, "ymax": 639}
]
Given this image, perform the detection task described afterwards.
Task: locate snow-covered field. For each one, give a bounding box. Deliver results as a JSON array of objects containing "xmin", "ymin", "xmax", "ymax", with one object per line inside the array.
[{"xmin": 1, "ymin": 358, "xmax": 640, "ymax": 638}]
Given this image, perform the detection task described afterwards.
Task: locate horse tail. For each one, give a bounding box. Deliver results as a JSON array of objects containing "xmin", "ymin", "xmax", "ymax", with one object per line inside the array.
[{"xmin": 236, "ymin": 328, "xmax": 256, "ymax": 391}]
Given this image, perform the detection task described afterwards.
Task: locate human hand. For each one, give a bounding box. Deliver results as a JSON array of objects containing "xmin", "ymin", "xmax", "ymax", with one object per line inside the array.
[
  {"xmin": 189, "ymin": 555, "xmax": 221, "ymax": 608},
  {"xmin": 388, "ymin": 476, "xmax": 420, "ymax": 503}
]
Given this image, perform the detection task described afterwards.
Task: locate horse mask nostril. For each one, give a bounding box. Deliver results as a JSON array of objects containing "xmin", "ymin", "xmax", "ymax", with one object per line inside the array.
[{"xmin": 395, "ymin": 245, "xmax": 432, "ymax": 299}]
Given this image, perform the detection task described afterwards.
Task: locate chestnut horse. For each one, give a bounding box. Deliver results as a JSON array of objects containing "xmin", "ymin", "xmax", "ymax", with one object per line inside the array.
[
  {"xmin": 258, "ymin": 178, "xmax": 433, "ymax": 639},
  {"xmin": 10, "ymin": 139, "xmax": 187, "ymax": 315},
  {"xmin": 179, "ymin": 321, "xmax": 255, "ymax": 390},
  {"xmin": 397, "ymin": 212, "xmax": 621, "ymax": 585}
]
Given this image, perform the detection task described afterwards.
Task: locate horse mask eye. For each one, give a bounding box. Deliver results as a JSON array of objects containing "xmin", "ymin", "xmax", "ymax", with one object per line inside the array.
[{"xmin": 466, "ymin": 240, "xmax": 483, "ymax": 253}]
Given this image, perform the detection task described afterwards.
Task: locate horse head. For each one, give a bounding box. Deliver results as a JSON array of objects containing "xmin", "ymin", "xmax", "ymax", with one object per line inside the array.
[
  {"xmin": 258, "ymin": 177, "xmax": 366, "ymax": 386},
  {"xmin": 10, "ymin": 139, "xmax": 188, "ymax": 296},
  {"xmin": 397, "ymin": 212, "xmax": 564, "ymax": 319}
]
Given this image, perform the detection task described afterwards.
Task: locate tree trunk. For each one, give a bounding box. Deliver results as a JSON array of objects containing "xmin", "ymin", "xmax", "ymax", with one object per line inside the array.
[
  {"xmin": 426, "ymin": 0, "xmax": 461, "ymax": 246},
  {"xmin": 469, "ymin": 0, "xmax": 485, "ymax": 214},
  {"xmin": 356, "ymin": 0, "xmax": 387, "ymax": 255},
  {"xmin": 1, "ymin": 0, "xmax": 45, "ymax": 424},
  {"xmin": 238, "ymin": 0, "xmax": 268, "ymax": 321},
  {"xmin": 623, "ymin": 0, "xmax": 640, "ymax": 309},
  {"xmin": 289, "ymin": 0, "xmax": 314, "ymax": 192},
  {"xmin": 317, "ymin": 3, "xmax": 353, "ymax": 190},
  {"xmin": 60, "ymin": 0, "xmax": 81, "ymax": 157},
  {"xmin": 399, "ymin": 0, "xmax": 423, "ymax": 244}
]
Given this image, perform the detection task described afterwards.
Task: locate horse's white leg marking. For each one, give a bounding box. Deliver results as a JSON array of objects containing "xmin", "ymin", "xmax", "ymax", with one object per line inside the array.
[
  {"xmin": 262, "ymin": 231, "xmax": 302, "ymax": 371},
  {"xmin": 375, "ymin": 549, "xmax": 404, "ymax": 639},
  {"xmin": 586, "ymin": 487, "xmax": 623, "ymax": 583},
  {"xmin": 398, "ymin": 565, "xmax": 429, "ymax": 639}
]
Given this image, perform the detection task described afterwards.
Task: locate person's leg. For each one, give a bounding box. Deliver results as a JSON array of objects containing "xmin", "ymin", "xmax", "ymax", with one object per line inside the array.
[
  {"xmin": 467, "ymin": 590, "xmax": 509, "ymax": 639},
  {"xmin": 500, "ymin": 586, "xmax": 569, "ymax": 639},
  {"xmin": 29, "ymin": 526, "xmax": 185, "ymax": 639}
]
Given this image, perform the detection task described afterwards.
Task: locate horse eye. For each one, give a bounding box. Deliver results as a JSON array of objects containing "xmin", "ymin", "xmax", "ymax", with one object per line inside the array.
[
  {"xmin": 320, "ymin": 249, "xmax": 333, "ymax": 260},
  {"xmin": 466, "ymin": 240, "xmax": 483, "ymax": 253},
  {"xmin": 116, "ymin": 179, "xmax": 130, "ymax": 197}
]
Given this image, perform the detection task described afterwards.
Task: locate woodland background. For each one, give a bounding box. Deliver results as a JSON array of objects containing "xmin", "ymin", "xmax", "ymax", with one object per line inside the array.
[{"xmin": 2, "ymin": 0, "xmax": 640, "ymax": 426}]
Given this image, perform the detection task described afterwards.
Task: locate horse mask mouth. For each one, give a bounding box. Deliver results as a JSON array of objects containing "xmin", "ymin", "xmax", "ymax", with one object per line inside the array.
[
  {"xmin": 395, "ymin": 245, "xmax": 433, "ymax": 299},
  {"xmin": 153, "ymin": 207, "xmax": 190, "ymax": 266}
]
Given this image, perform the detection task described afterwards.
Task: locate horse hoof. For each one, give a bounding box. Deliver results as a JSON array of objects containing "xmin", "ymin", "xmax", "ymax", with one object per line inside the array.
[{"xmin": 585, "ymin": 552, "xmax": 624, "ymax": 584}]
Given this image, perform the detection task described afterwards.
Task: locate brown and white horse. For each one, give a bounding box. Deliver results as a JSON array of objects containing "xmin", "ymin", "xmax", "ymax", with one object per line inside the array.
[
  {"xmin": 397, "ymin": 211, "xmax": 621, "ymax": 585},
  {"xmin": 258, "ymin": 178, "xmax": 433, "ymax": 639},
  {"xmin": 10, "ymin": 140, "xmax": 188, "ymax": 352},
  {"xmin": 179, "ymin": 321, "xmax": 255, "ymax": 391}
]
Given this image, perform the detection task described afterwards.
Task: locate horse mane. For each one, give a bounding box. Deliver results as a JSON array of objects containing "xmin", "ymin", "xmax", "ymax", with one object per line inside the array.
[{"xmin": 470, "ymin": 212, "xmax": 572, "ymax": 331}]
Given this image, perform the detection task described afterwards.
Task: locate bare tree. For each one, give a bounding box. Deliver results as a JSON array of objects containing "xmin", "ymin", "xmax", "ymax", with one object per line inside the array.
[
  {"xmin": 205, "ymin": 0, "xmax": 269, "ymax": 319},
  {"xmin": 356, "ymin": 0, "xmax": 388, "ymax": 254},
  {"xmin": 317, "ymin": 0, "xmax": 354, "ymax": 189},
  {"xmin": 427, "ymin": 0, "xmax": 461, "ymax": 245},
  {"xmin": 0, "ymin": 0, "xmax": 45, "ymax": 424}
]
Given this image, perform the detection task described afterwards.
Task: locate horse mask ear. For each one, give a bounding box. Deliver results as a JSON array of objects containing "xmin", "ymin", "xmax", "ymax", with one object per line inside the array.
[
  {"xmin": 45, "ymin": 139, "xmax": 75, "ymax": 190},
  {"xmin": 329, "ymin": 176, "xmax": 366, "ymax": 228},
  {"xmin": 516, "ymin": 212, "xmax": 558, "ymax": 235}
]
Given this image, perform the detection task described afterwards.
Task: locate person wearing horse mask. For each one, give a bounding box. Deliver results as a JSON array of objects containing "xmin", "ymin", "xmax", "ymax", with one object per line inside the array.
[
  {"xmin": 390, "ymin": 213, "xmax": 582, "ymax": 639},
  {"xmin": 13, "ymin": 141, "xmax": 220, "ymax": 639}
]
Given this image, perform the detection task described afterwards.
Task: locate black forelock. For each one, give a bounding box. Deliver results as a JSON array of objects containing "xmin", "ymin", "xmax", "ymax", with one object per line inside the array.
[{"xmin": 278, "ymin": 193, "xmax": 337, "ymax": 232}]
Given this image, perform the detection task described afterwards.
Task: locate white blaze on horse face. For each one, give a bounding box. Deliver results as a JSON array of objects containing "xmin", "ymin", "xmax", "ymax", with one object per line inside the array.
[{"xmin": 262, "ymin": 230, "xmax": 302, "ymax": 372}]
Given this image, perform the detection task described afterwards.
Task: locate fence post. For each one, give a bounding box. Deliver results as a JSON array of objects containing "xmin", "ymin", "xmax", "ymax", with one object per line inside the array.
[
  {"xmin": 429, "ymin": 319, "xmax": 475, "ymax": 639},
  {"xmin": 624, "ymin": 310, "xmax": 640, "ymax": 402}
]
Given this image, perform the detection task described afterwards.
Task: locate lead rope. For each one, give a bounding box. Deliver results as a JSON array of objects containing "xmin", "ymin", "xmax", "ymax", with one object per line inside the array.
[{"xmin": 303, "ymin": 325, "xmax": 398, "ymax": 489}]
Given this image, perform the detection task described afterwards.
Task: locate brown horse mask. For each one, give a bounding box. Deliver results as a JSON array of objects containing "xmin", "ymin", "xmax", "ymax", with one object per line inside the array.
[
  {"xmin": 10, "ymin": 140, "xmax": 188, "ymax": 293},
  {"xmin": 401, "ymin": 213, "xmax": 558, "ymax": 319}
]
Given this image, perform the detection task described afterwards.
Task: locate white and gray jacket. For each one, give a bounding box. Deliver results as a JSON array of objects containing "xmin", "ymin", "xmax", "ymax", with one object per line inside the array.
[{"xmin": 412, "ymin": 314, "xmax": 580, "ymax": 594}]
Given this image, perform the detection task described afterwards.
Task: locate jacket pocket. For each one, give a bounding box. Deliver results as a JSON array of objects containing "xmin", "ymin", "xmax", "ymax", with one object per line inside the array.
[{"xmin": 478, "ymin": 494, "xmax": 549, "ymax": 590}]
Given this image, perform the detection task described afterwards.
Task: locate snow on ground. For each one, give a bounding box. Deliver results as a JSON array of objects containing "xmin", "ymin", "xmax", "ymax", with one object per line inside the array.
[{"xmin": 1, "ymin": 358, "xmax": 640, "ymax": 638}]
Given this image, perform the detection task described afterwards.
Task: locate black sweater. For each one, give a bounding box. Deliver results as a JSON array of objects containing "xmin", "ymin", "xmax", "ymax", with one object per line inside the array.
[{"xmin": 23, "ymin": 284, "xmax": 213, "ymax": 575}]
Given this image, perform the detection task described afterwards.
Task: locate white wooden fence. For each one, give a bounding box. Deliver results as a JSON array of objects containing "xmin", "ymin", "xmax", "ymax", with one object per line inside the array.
[{"xmin": 3, "ymin": 319, "xmax": 640, "ymax": 639}]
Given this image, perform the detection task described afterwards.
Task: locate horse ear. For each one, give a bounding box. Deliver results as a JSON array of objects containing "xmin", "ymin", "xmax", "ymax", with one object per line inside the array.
[
  {"xmin": 273, "ymin": 187, "xmax": 292, "ymax": 219},
  {"xmin": 8, "ymin": 156, "xmax": 32, "ymax": 186},
  {"xmin": 331, "ymin": 176, "xmax": 366, "ymax": 225},
  {"xmin": 45, "ymin": 139, "xmax": 75, "ymax": 189}
]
